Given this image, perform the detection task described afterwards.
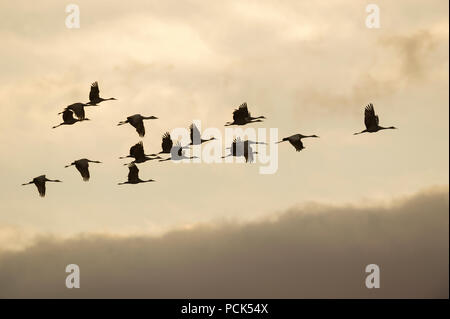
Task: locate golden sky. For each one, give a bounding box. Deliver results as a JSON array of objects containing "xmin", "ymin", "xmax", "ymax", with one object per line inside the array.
[{"xmin": 0, "ymin": 0, "xmax": 448, "ymax": 298}]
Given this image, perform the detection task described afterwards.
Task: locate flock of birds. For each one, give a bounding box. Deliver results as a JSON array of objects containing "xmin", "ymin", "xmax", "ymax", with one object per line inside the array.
[{"xmin": 22, "ymin": 81, "xmax": 397, "ymax": 197}]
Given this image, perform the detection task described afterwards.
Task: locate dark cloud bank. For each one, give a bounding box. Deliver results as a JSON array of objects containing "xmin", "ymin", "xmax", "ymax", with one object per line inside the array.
[{"xmin": 0, "ymin": 187, "xmax": 448, "ymax": 298}]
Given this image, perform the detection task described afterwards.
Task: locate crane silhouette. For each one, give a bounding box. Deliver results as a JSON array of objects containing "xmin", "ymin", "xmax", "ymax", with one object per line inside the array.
[
  {"xmin": 117, "ymin": 114, "xmax": 158, "ymax": 137},
  {"xmin": 159, "ymin": 142, "xmax": 197, "ymax": 162},
  {"xmin": 225, "ymin": 102, "xmax": 266, "ymax": 126},
  {"xmin": 118, "ymin": 163, "xmax": 155, "ymax": 185},
  {"xmin": 87, "ymin": 81, "xmax": 117, "ymax": 105},
  {"xmin": 52, "ymin": 109, "xmax": 90, "ymax": 128},
  {"xmin": 119, "ymin": 141, "xmax": 161, "ymax": 164},
  {"xmin": 222, "ymin": 138, "xmax": 263, "ymax": 163},
  {"xmin": 354, "ymin": 103, "xmax": 397, "ymax": 135},
  {"xmin": 276, "ymin": 134, "xmax": 319, "ymax": 151},
  {"xmin": 148, "ymin": 132, "xmax": 185, "ymax": 156},
  {"xmin": 189, "ymin": 123, "xmax": 216, "ymax": 145},
  {"xmin": 65, "ymin": 158, "xmax": 102, "ymax": 181},
  {"xmin": 58, "ymin": 102, "xmax": 89, "ymax": 120},
  {"xmin": 22, "ymin": 175, "xmax": 62, "ymax": 197}
]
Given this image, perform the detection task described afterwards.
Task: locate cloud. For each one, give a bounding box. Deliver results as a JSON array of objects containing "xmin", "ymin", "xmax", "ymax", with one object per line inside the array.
[
  {"xmin": 0, "ymin": 186, "xmax": 447, "ymax": 298},
  {"xmin": 379, "ymin": 30, "xmax": 438, "ymax": 82},
  {"xmin": 296, "ymin": 28, "xmax": 445, "ymax": 115}
]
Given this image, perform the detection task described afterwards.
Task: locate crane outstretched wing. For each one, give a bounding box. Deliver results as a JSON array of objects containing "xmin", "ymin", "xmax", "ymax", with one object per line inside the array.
[
  {"xmin": 290, "ymin": 139, "xmax": 304, "ymax": 151},
  {"xmin": 243, "ymin": 141, "xmax": 254, "ymax": 163},
  {"xmin": 172, "ymin": 142, "xmax": 183, "ymax": 158},
  {"xmin": 364, "ymin": 103, "xmax": 379, "ymax": 130},
  {"xmin": 89, "ymin": 81, "xmax": 100, "ymax": 102},
  {"xmin": 161, "ymin": 132, "xmax": 173, "ymax": 153},
  {"xmin": 232, "ymin": 137, "xmax": 245, "ymax": 156},
  {"xmin": 75, "ymin": 161, "xmax": 90, "ymax": 181},
  {"xmin": 128, "ymin": 164, "xmax": 139, "ymax": 181},
  {"xmin": 67, "ymin": 103, "xmax": 86, "ymax": 120},
  {"xmin": 238, "ymin": 103, "xmax": 249, "ymax": 117},
  {"xmin": 190, "ymin": 124, "xmax": 201, "ymax": 143},
  {"xmin": 135, "ymin": 120, "xmax": 145, "ymax": 137},
  {"xmin": 130, "ymin": 142, "xmax": 145, "ymax": 159},
  {"xmin": 35, "ymin": 180, "xmax": 46, "ymax": 197},
  {"xmin": 232, "ymin": 102, "xmax": 249, "ymax": 123},
  {"xmin": 62, "ymin": 109, "xmax": 75, "ymax": 122}
]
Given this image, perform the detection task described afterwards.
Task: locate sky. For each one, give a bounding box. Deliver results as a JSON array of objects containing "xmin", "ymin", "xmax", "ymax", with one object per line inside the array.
[{"xmin": 0, "ymin": 0, "xmax": 448, "ymax": 298}]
